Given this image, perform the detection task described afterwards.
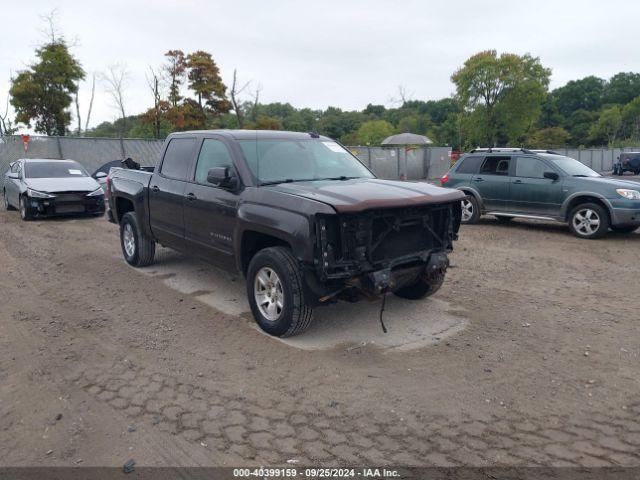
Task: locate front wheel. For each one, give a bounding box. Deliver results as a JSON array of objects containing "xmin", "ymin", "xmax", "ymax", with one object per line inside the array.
[
  {"xmin": 120, "ymin": 212, "xmax": 156, "ymax": 267},
  {"xmin": 568, "ymin": 203, "xmax": 610, "ymax": 239},
  {"xmin": 393, "ymin": 274, "xmax": 445, "ymax": 300},
  {"xmin": 19, "ymin": 195, "xmax": 33, "ymax": 221},
  {"xmin": 460, "ymin": 195, "xmax": 480, "ymax": 224},
  {"xmin": 247, "ymin": 247, "xmax": 313, "ymax": 337}
]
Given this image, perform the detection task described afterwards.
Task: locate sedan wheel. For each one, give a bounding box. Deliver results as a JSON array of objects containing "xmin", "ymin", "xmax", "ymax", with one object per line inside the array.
[{"xmin": 19, "ymin": 196, "xmax": 32, "ymax": 221}]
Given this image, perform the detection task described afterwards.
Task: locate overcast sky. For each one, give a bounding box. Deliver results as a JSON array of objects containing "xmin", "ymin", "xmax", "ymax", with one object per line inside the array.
[{"xmin": 1, "ymin": 0, "xmax": 639, "ymax": 132}]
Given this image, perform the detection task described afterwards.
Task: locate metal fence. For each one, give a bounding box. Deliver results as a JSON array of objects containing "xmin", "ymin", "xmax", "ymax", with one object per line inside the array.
[{"xmin": 2, "ymin": 135, "xmax": 639, "ymax": 187}]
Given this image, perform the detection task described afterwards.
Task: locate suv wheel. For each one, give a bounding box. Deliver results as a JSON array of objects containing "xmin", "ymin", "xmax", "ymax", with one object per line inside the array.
[
  {"xmin": 460, "ymin": 195, "xmax": 480, "ymax": 224},
  {"xmin": 247, "ymin": 247, "xmax": 313, "ymax": 337},
  {"xmin": 120, "ymin": 212, "xmax": 156, "ymax": 267},
  {"xmin": 19, "ymin": 195, "xmax": 33, "ymax": 221},
  {"xmin": 568, "ymin": 203, "xmax": 610, "ymax": 239}
]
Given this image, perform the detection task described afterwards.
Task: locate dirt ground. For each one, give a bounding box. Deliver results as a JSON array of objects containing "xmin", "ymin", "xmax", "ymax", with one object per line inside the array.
[{"xmin": 1, "ymin": 206, "xmax": 639, "ymax": 468}]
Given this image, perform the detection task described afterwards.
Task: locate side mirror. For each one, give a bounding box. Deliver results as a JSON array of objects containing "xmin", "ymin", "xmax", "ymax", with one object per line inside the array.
[
  {"xmin": 207, "ymin": 167, "xmax": 237, "ymax": 189},
  {"xmin": 94, "ymin": 171, "xmax": 108, "ymax": 179},
  {"xmin": 543, "ymin": 171, "xmax": 559, "ymax": 181},
  {"xmin": 7, "ymin": 172, "xmax": 19, "ymax": 180}
]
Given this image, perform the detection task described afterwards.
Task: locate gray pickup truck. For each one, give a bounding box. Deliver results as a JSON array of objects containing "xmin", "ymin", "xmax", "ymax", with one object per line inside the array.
[{"xmin": 107, "ymin": 130, "xmax": 463, "ymax": 337}]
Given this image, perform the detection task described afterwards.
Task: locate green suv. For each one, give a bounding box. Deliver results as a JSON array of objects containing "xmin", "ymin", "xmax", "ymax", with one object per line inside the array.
[{"xmin": 441, "ymin": 148, "xmax": 640, "ymax": 239}]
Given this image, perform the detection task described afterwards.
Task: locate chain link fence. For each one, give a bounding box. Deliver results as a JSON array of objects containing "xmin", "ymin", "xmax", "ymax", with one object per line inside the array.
[{"xmin": 2, "ymin": 135, "xmax": 639, "ymax": 188}]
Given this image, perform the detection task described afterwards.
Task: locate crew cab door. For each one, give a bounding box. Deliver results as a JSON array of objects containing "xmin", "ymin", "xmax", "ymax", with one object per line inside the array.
[
  {"xmin": 183, "ymin": 137, "xmax": 240, "ymax": 270},
  {"xmin": 472, "ymin": 155, "xmax": 512, "ymax": 211},
  {"xmin": 508, "ymin": 156, "xmax": 563, "ymax": 216},
  {"xmin": 149, "ymin": 137, "xmax": 197, "ymax": 250}
]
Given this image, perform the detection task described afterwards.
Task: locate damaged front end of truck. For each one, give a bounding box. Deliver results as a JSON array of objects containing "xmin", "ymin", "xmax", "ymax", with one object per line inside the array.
[{"xmin": 306, "ymin": 201, "xmax": 462, "ymax": 303}]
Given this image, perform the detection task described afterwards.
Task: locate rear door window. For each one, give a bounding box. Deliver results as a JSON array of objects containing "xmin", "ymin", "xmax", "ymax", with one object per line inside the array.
[
  {"xmin": 160, "ymin": 138, "xmax": 196, "ymax": 180},
  {"xmin": 515, "ymin": 157, "xmax": 547, "ymax": 178},
  {"xmin": 456, "ymin": 156, "xmax": 483, "ymax": 174},
  {"xmin": 480, "ymin": 156, "xmax": 511, "ymax": 176}
]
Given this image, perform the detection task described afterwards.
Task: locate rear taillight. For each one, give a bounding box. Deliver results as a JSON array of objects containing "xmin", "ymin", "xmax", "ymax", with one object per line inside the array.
[{"xmin": 440, "ymin": 173, "xmax": 450, "ymax": 186}]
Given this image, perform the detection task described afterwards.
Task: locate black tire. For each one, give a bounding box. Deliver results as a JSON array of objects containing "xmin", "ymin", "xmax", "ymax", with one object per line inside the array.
[
  {"xmin": 460, "ymin": 194, "xmax": 480, "ymax": 224},
  {"xmin": 3, "ymin": 190, "xmax": 15, "ymax": 211},
  {"xmin": 495, "ymin": 215, "xmax": 513, "ymax": 223},
  {"xmin": 393, "ymin": 274, "xmax": 445, "ymax": 300},
  {"xmin": 120, "ymin": 212, "xmax": 155, "ymax": 267},
  {"xmin": 19, "ymin": 195, "xmax": 33, "ymax": 221},
  {"xmin": 611, "ymin": 225, "xmax": 639, "ymax": 234},
  {"xmin": 246, "ymin": 247, "xmax": 313, "ymax": 337},
  {"xmin": 568, "ymin": 203, "xmax": 610, "ymax": 239}
]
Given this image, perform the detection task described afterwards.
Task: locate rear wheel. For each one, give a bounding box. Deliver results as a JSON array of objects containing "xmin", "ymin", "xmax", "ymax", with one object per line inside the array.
[
  {"xmin": 3, "ymin": 190, "xmax": 15, "ymax": 211},
  {"xmin": 19, "ymin": 195, "xmax": 33, "ymax": 221},
  {"xmin": 568, "ymin": 203, "xmax": 610, "ymax": 239},
  {"xmin": 611, "ymin": 225, "xmax": 639, "ymax": 234},
  {"xmin": 247, "ymin": 247, "xmax": 313, "ymax": 337},
  {"xmin": 120, "ymin": 212, "xmax": 155, "ymax": 267},
  {"xmin": 460, "ymin": 195, "xmax": 480, "ymax": 224}
]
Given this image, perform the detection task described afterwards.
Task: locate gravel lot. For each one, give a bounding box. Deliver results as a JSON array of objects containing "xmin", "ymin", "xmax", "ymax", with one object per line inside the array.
[{"xmin": 1, "ymin": 207, "xmax": 639, "ymax": 467}]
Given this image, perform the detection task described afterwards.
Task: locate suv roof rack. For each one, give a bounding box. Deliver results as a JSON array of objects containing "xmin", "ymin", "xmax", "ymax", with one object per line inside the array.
[{"xmin": 469, "ymin": 147, "xmax": 561, "ymax": 155}]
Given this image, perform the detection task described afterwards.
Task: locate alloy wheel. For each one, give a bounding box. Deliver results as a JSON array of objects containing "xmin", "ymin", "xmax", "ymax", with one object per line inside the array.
[
  {"xmin": 572, "ymin": 208, "xmax": 600, "ymax": 236},
  {"xmin": 123, "ymin": 223, "xmax": 136, "ymax": 257},
  {"xmin": 461, "ymin": 199, "xmax": 474, "ymax": 222},
  {"xmin": 254, "ymin": 267, "xmax": 284, "ymax": 322}
]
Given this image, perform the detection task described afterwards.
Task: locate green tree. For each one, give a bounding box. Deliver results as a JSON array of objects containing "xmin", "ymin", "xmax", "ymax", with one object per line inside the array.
[
  {"xmin": 352, "ymin": 120, "xmax": 394, "ymax": 145},
  {"xmin": 621, "ymin": 96, "xmax": 640, "ymax": 140},
  {"xmin": 603, "ymin": 72, "xmax": 640, "ymax": 105},
  {"xmin": 526, "ymin": 127, "xmax": 571, "ymax": 148},
  {"xmin": 552, "ymin": 76, "xmax": 605, "ymax": 117},
  {"xmin": 10, "ymin": 40, "xmax": 84, "ymax": 135},
  {"xmin": 185, "ymin": 51, "xmax": 230, "ymax": 114},
  {"xmin": 451, "ymin": 50, "xmax": 551, "ymax": 146},
  {"xmin": 589, "ymin": 106, "xmax": 623, "ymax": 146}
]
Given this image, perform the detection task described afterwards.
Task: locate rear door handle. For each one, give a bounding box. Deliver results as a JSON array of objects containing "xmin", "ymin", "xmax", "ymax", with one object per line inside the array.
[
  {"xmin": 514, "ymin": 180, "xmax": 524, "ymax": 184},
  {"xmin": 473, "ymin": 177, "xmax": 484, "ymax": 182},
  {"xmin": 151, "ymin": 185, "xmax": 160, "ymax": 192},
  {"xmin": 186, "ymin": 193, "xmax": 197, "ymax": 201}
]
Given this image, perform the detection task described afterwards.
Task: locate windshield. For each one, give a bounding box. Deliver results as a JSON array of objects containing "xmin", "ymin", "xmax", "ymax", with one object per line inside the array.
[
  {"xmin": 541, "ymin": 155, "xmax": 601, "ymax": 177},
  {"xmin": 238, "ymin": 139, "xmax": 374, "ymax": 185},
  {"xmin": 25, "ymin": 161, "xmax": 89, "ymax": 179}
]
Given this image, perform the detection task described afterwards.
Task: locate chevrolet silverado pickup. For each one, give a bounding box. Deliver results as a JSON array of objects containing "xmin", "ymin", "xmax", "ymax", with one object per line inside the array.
[{"xmin": 107, "ymin": 130, "xmax": 464, "ymax": 337}]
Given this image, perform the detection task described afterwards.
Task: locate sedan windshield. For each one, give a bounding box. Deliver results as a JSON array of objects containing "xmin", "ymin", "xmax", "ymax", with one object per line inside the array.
[
  {"xmin": 24, "ymin": 161, "xmax": 89, "ymax": 179},
  {"xmin": 541, "ymin": 155, "xmax": 601, "ymax": 177},
  {"xmin": 238, "ymin": 139, "xmax": 374, "ymax": 185}
]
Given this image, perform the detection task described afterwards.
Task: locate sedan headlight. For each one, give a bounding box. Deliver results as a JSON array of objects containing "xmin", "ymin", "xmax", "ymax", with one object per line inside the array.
[
  {"xmin": 616, "ymin": 189, "xmax": 640, "ymax": 200},
  {"xmin": 86, "ymin": 187, "xmax": 104, "ymax": 197},
  {"xmin": 27, "ymin": 188, "xmax": 55, "ymax": 199}
]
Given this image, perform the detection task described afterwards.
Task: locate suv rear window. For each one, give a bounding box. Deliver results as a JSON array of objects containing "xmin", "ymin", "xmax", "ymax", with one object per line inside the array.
[
  {"xmin": 480, "ymin": 156, "xmax": 510, "ymax": 176},
  {"xmin": 161, "ymin": 138, "xmax": 196, "ymax": 180},
  {"xmin": 456, "ymin": 156, "xmax": 483, "ymax": 174}
]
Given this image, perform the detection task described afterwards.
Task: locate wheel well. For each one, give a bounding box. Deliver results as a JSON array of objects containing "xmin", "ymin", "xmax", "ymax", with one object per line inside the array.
[
  {"xmin": 241, "ymin": 231, "xmax": 291, "ymax": 275},
  {"xmin": 115, "ymin": 197, "xmax": 135, "ymax": 222},
  {"xmin": 565, "ymin": 196, "xmax": 611, "ymax": 222}
]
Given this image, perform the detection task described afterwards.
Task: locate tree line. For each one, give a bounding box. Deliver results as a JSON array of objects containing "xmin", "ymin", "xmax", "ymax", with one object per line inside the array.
[{"xmin": 4, "ymin": 16, "xmax": 640, "ymax": 149}]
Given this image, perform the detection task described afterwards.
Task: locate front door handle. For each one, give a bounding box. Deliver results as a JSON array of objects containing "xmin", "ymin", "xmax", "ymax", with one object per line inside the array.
[
  {"xmin": 472, "ymin": 177, "xmax": 484, "ymax": 182},
  {"xmin": 513, "ymin": 180, "xmax": 524, "ymax": 184},
  {"xmin": 186, "ymin": 192, "xmax": 197, "ymax": 201},
  {"xmin": 151, "ymin": 185, "xmax": 160, "ymax": 193}
]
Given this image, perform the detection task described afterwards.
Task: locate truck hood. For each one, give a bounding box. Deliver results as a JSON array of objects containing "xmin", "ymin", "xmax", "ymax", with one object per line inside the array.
[
  {"xmin": 25, "ymin": 177, "xmax": 100, "ymax": 193},
  {"xmin": 266, "ymin": 178, "xmax": 465, "ymax": 213}
]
